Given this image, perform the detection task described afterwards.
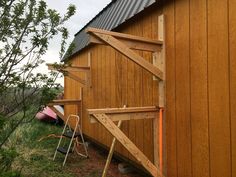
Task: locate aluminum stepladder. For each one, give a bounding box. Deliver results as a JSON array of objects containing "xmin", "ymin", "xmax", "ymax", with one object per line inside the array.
[{"xmin": 53, "ymin": 114, "xmax": 89, "ymax": 166}]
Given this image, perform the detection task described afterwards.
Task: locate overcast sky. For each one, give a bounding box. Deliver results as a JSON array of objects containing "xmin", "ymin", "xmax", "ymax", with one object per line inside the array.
[{"xmin": 37, "ymin": 0, "xmax": 112, "ymax": 86}]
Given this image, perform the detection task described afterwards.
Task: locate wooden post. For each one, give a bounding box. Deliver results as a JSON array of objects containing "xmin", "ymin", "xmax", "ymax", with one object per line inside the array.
[
  {"xmin": 102, "ymin": 120, "xmax": 122, "ymax": 177},
  {"xmin": 157, "ymin": 14, "xmax": 165, "ymax": 174},
  {"xmin": 80, "ymin": 87, "xmax": 83, "ymax": 132}
]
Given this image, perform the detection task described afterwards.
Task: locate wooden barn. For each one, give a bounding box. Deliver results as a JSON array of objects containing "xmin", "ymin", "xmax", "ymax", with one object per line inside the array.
[{"xmin": 48, "ymin": 0, "xmax": 236, "ymax": 177}]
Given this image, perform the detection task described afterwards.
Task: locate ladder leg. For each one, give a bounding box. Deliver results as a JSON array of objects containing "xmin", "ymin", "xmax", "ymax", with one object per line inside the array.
[
  {"xmin": 63, "ymin": 124, "xmax": 78, "ymax": 166},
  {"xmin": 102, "ymin": 120, "xmax": 122, "ymax": 177},
  {"xmin": 53, "ymin": 121, "xmax": 68, "ymax": 161},
  {"xmin": 78, "ymin": 125, "xmax": 89, "ymax": 158}
]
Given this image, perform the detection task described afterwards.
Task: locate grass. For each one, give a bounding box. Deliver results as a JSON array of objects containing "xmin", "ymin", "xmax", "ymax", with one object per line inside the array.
[{"xmin": 7, "ymin": 119, "xmax": 75, "ymax": 177}]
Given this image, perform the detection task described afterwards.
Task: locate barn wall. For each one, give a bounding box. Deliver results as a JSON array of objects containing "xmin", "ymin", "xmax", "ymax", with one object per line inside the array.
[
  {"xmin": 64, "ymin": 0, "xmax": 236, "ymax": 177},
  {"xmin": 64, "ymin": 5, "xmax": 162, "ymax": 166},
  {"xmin": 164, "ymin": 0, "xmax": 235, "ymax": 177}
]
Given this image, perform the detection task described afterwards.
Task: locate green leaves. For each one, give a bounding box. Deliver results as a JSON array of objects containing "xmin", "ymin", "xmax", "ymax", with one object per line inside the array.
[{"xmin": 0, "ymin": 0, "xmax": 76, "ymax": 151}]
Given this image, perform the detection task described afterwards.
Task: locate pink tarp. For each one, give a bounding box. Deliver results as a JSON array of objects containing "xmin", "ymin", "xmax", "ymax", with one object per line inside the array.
[{"xmin": 36, "ymin": 106, "xmax": 57, "ymax": 122}]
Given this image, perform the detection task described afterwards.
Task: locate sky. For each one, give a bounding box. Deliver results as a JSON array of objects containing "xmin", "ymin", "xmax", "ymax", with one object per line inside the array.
[{"xmin": 37, "ymin": 0, "xmax": 112, "ymax": 86}]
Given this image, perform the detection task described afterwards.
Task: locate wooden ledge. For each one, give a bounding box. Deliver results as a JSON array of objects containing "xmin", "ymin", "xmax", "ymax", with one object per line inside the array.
[
  {"xmin": 86, "ymin": 27, "xmax": 163, "ymax": 45},
  {"xmin": 48, "ymin": 99, "xmax": 81, "ymax": 106},
  {"xmin": 88, "ymin": 106, "xmax": 159, "ymax": 123},
  {"xmin": 87, "ymin": 106, "xmax": 159, "ymax": 114},
  {"xmin": 47, "ymin": 63, "xmax": 90, "ymax": 72}
]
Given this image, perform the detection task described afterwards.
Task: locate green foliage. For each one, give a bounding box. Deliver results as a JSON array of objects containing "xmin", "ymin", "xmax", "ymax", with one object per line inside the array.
[
  {"xmin": 0, "ymin": 171, "xmax": 22, "ymax": 177},
  {"xmin": 0, "ymin": 148, "xmax": 19, "ymax": 173},
  {"xmin": 0, "ymin": 0, "xmax": 76, "ymax": 146},
  {"xmin": 0, "ymin": 114, "xmax": 5, "ymax": 130},
  {"xmin": 0, "ymin": 0, "xmax": 76, "ymax": 173},
  {"xmin": 8, "ymin": 119, "xmax": 75, "ymax": 177},
  {"xmin": 0, "ymin": 0, "xmax": 76, "ymax": 92}
]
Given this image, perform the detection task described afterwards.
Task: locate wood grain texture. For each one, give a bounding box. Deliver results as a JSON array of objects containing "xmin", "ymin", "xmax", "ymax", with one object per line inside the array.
[
  {"xmin": 163, "ymin": 1, "xmax": 177, "ymax": 176},
  {"xmin": 64, "ymin": 1, "xmax": 235, "ymax": 176},
  {"xmin": 229, "ymin": 0, "xmax": 236, "ymax": 176},
  {"xmin": 142, "ymin": 13, "xmax": 154, "ymax": 162},
  {"xmin": 189, "ymin": 0, "xmax": 209, "ymax": 177},
  {"xmin": 208, "ymin": 0, "xmax": 231, "ymax": 177},
  {"xmin": 175, "ymin": 0, "xmax": 192, "ymax": 176}
]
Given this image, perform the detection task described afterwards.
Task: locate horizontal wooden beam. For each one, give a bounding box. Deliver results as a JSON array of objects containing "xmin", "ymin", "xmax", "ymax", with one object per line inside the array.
[
  {"xmin": 89, "ymin": 112, "xmax": 158, "ymax": 123},
  {"xmin": 87, "ymin": 106, "xmax": 159, "ymax": 114},
  {"xmin": 89, "ymin": 35, "xmax": 162, "ymax": 52},
  {"xmin": 86, "ymin": 27, "xmax": 163, "ymax": 45},
  {"xmin": 88, "ymin": 32, "xmax": 163, "ymax": 80},
  {"xmin": 47, "ymin": 63, "xmax": 90, "ymax": 72},
  {"xmin": 92, "ymin": 113, "xmax": 163, "ymax": 177},
  {"xmin": 48, "ymin": 99, "xmax": 81, "ymax": 106}
]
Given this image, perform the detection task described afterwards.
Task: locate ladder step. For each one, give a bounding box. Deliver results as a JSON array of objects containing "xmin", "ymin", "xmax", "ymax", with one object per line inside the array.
[
  {"xmin": 63, "ymin": 131, "xmax": 81, "ymax": 138},
  {"xmin": 57, "ymin": 147, "xmax": 72, "ymax": 155}
]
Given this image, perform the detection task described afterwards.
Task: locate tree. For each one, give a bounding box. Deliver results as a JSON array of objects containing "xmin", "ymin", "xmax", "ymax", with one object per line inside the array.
[{"xmin": 0, "ymin": 0, "xmax": 76, "ymax": 149}]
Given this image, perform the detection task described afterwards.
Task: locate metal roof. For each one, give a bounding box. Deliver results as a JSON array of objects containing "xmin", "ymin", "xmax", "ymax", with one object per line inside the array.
[{"xmin": 63, "ymin": 0, "xmax": 156, "ymax": 61}]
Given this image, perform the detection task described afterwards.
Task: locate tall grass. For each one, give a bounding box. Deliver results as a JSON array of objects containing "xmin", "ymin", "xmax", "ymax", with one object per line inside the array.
[{"xmin": 5, "ymin": 119, "xmax": 75, "ymax": 177}]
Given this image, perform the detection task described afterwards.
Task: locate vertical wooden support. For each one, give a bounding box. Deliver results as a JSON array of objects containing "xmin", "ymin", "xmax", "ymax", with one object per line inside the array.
[
  {"xmin": 158, "ymin": 14, "xmax": 166, "ymax": 175},
  {"xmin": 158, "ymin": 15, "xmax": 165, "ymax": 108},
  {"xmin": 153, "ymin": 53, "xmax": 159, "ymax": 167},
  {"xmin": 153, "ymin": 15, "xmax": 165, "ymax": 174},
  {"xmin": 87, "ymin": 52, "xmax": 92, "ymax": 87},
  {"xmin": 80, "ymin": 87, "xmax": 83, "ymax": 132},
  {"xmin": 102, "ymin": 120, "xmax": 122, "ymax": 177}
]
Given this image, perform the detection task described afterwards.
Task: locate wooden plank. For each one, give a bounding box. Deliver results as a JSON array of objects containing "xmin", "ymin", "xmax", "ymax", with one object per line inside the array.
[
  {"xmin": 163, "ymin": 1, "xmax": 177, "ymax": 176},
  {"xmin": 153, "ymin": 54, "xmax": 159, "ymax": 166},
  {"xmin": 157, "ymin": 15, "xmax": 165, "ymax": 108},
  {"xmin": 151, "ymin": 11, "xmax": 160, "ymax": 168},
  {"xmin": 175, "ymin": 0, "xmax": 192, "ymax": 176},
  {"xmin": 89, "ymin": 112, "xmax": 157, "ymax": 123},
  {"xmin": 48, "ymin": 99, "xmax": 81, "ymax": 105},
  {"xmin": 104, "ymin": 45, "xmax": 112, "ymax": 147},
  {"xmin": 89, "ymin": 32, "xmax": 164, "ymax": 80},
  {"xmin": 101, "ymin": 45, "xmax": 108, "ymax": 146},
  {"xmin": 86, "ymin": 27, "xmax": 163, "ymax": 45},
  {"xmin": 132, "ymin": 21, "xmax": 144, "ymax": 163},
  {"xmin": 97, "ymin": 45, "xmax": 103, "ymax": 144},
  {"xmin": 102, "ymin": 120, "xmax": 122, "ymax": 177},
  {"xmin": 114, "ymin": 49, "xmax": 125, "ymax": 155},
  {"xmin": 229, "ymin": 0, "xmax": 236, "ymax": 176},
  {"xmin": 47, "ymin": 63, "xmax": 90, "ymax": 72},
  {"xmin": 92, "ymin": 113, "xmax": 163, "ymax": 177},
  {"xmin": 208, "ymin": 0, "xmax": 231, "ymax": 177},
  {"xmin": 120, "ymin": 40, "xmax": 129, "ymax": 158},
  {"xmin": 157, "ymin": 15, "xmax": 165, "ymax": 174},
  {"xmin": 110, "ymin": 49, "xmax": 117, "ymax": 146},
  {"xmin": 92, "ymin": 45, "xmax": 99, "ymax": 141},
  {"xmin": 85, "ymin": 50, "xmax": 93, "ymax": 137},
  {"xmin": 89, "ymin": 35, "xmax": 162, "ymax": 52},
  {"xmin": 189, "ymin": 0, "xmax": 209, "ymax": 177},
  {"xmin": 87, "ymin": 106, "xmax": 158, "ymax": 114},
  {"xmin": 126, "ymin": 34, "xmax": 136, "ymax": 162},
  {"xmin": 141, "ymin": 13, "xmax": 154, "ymax": 163}
]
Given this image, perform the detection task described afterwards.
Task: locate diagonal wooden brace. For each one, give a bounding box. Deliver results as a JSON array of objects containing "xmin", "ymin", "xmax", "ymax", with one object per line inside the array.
[
  {"xmin": 88, "ymin": 32, "xmax": 164, "ymax": 80},
  {"xmin": 92, "ymin": 113, "xmax": 164, "ymax": 177}
]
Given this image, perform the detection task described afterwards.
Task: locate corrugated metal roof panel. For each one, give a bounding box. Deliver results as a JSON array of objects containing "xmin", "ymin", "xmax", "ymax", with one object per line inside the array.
[{"xmin": 63, "ymin": 0, "xmax": 156, "ymax": 61}]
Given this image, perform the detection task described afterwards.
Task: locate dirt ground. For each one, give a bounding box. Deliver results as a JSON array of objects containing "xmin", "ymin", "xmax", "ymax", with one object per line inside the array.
[{"xmin": 65, "ymin": 143, "xmax": 148, "ymax": 177}]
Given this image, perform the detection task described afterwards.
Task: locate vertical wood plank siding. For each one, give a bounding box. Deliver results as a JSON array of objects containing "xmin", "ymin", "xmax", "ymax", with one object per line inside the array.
[
  {"xmin": 229, "ymin": 1, "xmax": 236, "ymax": 176},
  {"xmin": 64, "ymin": 1, "xmax": 235, "ymax": 176}
]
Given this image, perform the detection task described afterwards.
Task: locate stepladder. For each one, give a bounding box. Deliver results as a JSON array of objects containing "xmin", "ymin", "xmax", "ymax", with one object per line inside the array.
[{"xmin": 53, "ymin": 114, "xmax": 89, "ymax": 166}]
